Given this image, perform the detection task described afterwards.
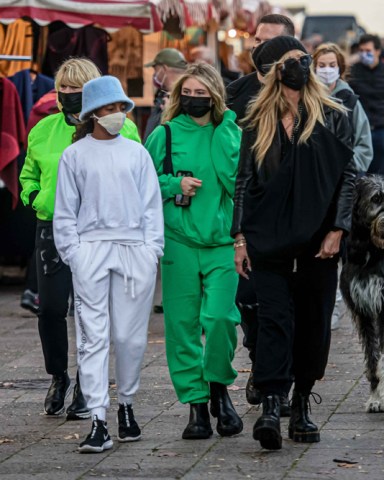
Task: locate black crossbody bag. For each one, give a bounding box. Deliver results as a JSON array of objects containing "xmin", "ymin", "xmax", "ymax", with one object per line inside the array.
[{"xmin": 162, "ymin": 124, "xmax": 192, "ymax": 207}]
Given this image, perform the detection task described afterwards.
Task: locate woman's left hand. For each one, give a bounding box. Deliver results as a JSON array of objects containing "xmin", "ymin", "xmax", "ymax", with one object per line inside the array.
[{"xmin": 315, "ymin": 230, "xmax": 343, "ymax": 259}]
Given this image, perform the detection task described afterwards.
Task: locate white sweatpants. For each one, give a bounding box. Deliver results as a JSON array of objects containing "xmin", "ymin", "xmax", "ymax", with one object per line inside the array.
[{"xmin": 71, "ymin": 241, "xmax": 157, "ymax": 419}]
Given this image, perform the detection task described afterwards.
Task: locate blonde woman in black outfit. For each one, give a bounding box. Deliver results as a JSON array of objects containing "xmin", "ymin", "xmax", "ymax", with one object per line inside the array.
[{"xmin": 232, "ymin": 36, "xmax": 355, "ymax": 450}]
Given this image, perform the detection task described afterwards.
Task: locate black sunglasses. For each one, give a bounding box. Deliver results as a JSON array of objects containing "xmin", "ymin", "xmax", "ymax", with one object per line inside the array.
[{"xmin": 281, "ymin": 54, "xmax": 312, "ymax": 70}]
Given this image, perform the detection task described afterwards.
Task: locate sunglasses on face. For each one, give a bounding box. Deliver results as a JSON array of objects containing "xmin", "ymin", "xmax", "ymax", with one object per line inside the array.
[{"xmin": 280, "ymin": 54, "xmax": 312, "ymax": 71}]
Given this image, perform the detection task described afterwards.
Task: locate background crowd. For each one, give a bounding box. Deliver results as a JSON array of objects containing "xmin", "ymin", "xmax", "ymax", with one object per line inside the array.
[{"xmin": 0, "ymin": 8, "xmax": 383, "ymax": 454}]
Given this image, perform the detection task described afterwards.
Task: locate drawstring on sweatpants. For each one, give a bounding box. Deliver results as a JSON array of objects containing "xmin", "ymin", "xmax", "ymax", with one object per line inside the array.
[{"xmin": 117, "ymin": 244, "xmax": 135, "ymax": 298}]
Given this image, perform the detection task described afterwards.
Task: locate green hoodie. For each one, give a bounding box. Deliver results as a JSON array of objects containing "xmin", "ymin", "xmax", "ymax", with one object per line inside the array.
[
  {"xmin": 145, "ymin": 110, "xmax": 241, "ymax": 247},
  {"xmin": 20, "ymin": 112, "xmax": 141, "ymax": 221}
]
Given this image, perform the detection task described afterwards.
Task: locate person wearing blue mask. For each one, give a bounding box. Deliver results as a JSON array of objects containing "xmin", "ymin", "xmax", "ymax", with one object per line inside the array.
[{"xmin": 349, "ymin": 34, "xmax": 384, "ymax": 174}]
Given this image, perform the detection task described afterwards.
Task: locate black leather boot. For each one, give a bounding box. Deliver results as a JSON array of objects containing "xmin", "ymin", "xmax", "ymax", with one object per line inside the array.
[
  {"xmin": 44, "ymin": 372, "xmax": 71, "ymax": 415},
  {"xmin": 210, "ymin": 382, "xmax": 243, "ymax": 436},
  {"xmin": 288, "ymin": 391, "xmax": 320, "ymax": 443},
  {"xmin": 246, "ymin": 372, "xmax": 262, "ymax": 405},
  {"xmin": 66, "ymin": 371, "xmax": 91, "ymax": 420},
  {"xmin": 253, "ymin": 394, "xmax": 282, "ymax": 450},
  {"xmin": 182, "ymin": 403, "xmax": 213, "ymax": 439}
]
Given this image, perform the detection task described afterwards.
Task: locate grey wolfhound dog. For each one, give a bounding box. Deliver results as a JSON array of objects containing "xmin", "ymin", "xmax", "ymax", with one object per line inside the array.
[{"xmin": 340, "ymin": 175, "xmax": 384, "ymax": 412}]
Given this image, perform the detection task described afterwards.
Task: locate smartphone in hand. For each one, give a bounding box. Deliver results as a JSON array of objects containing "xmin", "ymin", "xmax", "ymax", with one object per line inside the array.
[{"xmin": 175, "ymin": 171, "xmax": 193, "ymax": 207}]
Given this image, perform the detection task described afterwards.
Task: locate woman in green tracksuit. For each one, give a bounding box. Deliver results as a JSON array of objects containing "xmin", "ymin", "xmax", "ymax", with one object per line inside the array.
[{"xmin": 145, "ymin": 62, "xmax": 243, "ymax": 440}]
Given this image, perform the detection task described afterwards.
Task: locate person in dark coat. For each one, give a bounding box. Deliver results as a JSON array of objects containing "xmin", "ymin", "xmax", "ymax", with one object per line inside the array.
[
  {"xmin": 348, "ymin": 34, "xmax": 384, "ymax": 174},
  {"xmin": 226, "ymin": 13, "xmax": 295, "ymax": 412},
  {"xmin": 226, "ymin": 14, "xmax": 295, "ymax": 123},
  {"xmin": 232, "ymin": 36, "xmax": 355, "ymax": 450}
]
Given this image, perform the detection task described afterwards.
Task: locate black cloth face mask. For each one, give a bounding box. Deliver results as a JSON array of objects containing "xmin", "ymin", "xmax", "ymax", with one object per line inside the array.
[
  {"xmin": 180, "ymin": 95, "xmax": 212, "ymax": 118},
  {"xmin": 58, "ymin": 91, "xmax": 83, "ymax": 125},
  {"xmin": 280, "ymin": 56, "xmax": 311, "ymax": 91},
  {"xmin": 58, "ymin": 91, "xmax": 83, "ymax": 113}
]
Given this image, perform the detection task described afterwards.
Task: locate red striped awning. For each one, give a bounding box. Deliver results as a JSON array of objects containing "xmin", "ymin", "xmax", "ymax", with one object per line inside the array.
[{"xmin": 0, "ymin": 0, "xmax": 163, "ymax": 33}]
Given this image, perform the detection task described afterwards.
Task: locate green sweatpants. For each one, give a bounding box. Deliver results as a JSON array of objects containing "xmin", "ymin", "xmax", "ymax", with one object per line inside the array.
[{"xmin": 161, "ymin": 237, "xmax": 240, "ymax": 404}]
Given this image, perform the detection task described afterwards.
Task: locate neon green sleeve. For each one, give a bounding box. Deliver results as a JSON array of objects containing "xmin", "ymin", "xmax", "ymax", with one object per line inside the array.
[
  {"xmin": 19, "ymin": 128, "xmax": 41, "ymax": 206},
  {"xmin": 121, "ymin": 118, "xmax": 142, "ymax": 143}
]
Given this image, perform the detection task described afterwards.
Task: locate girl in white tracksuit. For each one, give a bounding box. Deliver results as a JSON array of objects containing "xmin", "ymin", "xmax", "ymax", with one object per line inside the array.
[{"xmin": 53, "ymin": 75, "xmax": 164, "ymax": 454}]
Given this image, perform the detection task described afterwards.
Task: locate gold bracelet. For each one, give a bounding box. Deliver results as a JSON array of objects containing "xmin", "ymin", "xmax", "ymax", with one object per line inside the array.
[
  {"xmin": 234, "ymin": 236, "xmax": 246, "ymax": 244},
  {"xmin": 234, "ymin": 241, "xmax": 247, "ymax": 249}
]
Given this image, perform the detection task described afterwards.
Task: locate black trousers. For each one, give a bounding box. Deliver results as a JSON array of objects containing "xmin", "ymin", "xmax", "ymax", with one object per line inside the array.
[
  {"xmin": 35, "ymin": 220, "xmax": 72, "ymax": 375},
  {"xmin": 25, "ymin": 248, "xmax": 38, "ymax": 292},
  {"xmin": 236, "ymin": 273, "xmax": 258, "ymax": 362},
  {"xmin": 250, "ymin": 253, "xmax": 338, "ymax": 395}
]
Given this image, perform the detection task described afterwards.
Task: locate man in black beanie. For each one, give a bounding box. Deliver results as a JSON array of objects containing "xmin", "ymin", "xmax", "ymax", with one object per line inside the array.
[
  {"xmin": 226, "ymin": 14, "xmax": 295, "ymax": 122},
  {"xmin": 227, "ymin": 15, "xmax": 296, "ymax": 415}
]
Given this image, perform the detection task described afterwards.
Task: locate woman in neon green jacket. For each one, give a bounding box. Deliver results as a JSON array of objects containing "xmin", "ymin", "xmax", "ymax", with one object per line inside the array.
[
  {"xmin": 20, "ymin": 57, "xmax": 141, "ymax": 420},
  {"xmin": 145, "ymin": 62, "xmax": 243, "ymax": 440}
]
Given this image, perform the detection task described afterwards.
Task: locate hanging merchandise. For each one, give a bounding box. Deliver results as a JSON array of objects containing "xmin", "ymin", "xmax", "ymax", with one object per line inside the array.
[
  {"xmin": 108, "ymin": 26, "xmax": 143, "ymax": 96},
  {"xmin": 42, "ymin": 23, "xmax": 109, "ymax": 77},
  {"xmin": 0, "ymin": 19, "xmax": 33, "ymax": 76},
  {"xmin": 26, "ymin": 89, "xmax": 58, "ymax": 139},
  {"xmin": 9, "ymin": 69, "xmax": 54, "ymax": 125},
  {"xmin": 0, "ymin": 78, "xmax": 26, "ymax": 209}
]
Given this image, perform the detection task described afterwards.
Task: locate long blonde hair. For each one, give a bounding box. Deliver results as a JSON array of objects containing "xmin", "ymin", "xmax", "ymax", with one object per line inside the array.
[
  {"xmin": 244, "ymin": 50, "xmax": 346, "ymax": 164},
  {"xmin": 162, "ymin": 62, "xmax": 226, "ymax": 126}
]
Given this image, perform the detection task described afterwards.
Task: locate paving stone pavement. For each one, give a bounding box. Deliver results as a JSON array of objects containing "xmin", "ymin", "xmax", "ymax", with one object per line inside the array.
[{"xmin": 1, "ymin": 281, "xmax": 384, "ymax": 479}]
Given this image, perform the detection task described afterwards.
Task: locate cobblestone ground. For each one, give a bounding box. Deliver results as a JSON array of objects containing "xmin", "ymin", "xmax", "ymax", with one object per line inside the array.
[{"xmin": 1, "ymin": 280, "xmax": 384, "ymax": 480}]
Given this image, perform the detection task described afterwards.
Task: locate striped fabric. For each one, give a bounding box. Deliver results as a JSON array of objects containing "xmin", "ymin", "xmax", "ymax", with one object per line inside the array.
[{"xmin": 0, "ymin": 0, "xmax": 163, "ymax": 33}]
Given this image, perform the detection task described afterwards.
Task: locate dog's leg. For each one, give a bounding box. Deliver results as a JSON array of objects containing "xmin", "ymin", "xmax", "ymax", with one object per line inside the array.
[{"xmin": 356, "ymin": 312, "xmax": 382, "ymax": 412}]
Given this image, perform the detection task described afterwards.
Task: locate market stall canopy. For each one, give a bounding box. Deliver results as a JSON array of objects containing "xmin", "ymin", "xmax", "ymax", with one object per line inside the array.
[{"xmin": 0, "ymin": 0, "xmax": 163, "ymax": 33}]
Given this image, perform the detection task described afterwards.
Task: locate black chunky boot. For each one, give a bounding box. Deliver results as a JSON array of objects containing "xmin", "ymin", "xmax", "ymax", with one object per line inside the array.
[
  {"xmin": 288, "ymin": 391, "xmax": 320, "ymax": 443},
  {"xmin": 182, "ymin": 403, "xmax": 213, "ymax": 439},
  {"xmin": 44, "ymin": 372, "xmax": 71, "ymax": 415},
  {"xmin": 66, "ymin": 371, "xmax": 91, "ymax": 420},
  {"xmin": 210, "ymin": 382, "xmax": 243, "ymax": 436},
  {"xmin": 253, "ymin": 394, "xmax": 282, "ymax": 450}
]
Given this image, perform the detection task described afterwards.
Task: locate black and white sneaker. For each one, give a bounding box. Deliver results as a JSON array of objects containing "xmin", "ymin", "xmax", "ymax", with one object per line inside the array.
[
  {"xmin": 78, "ymin": 416, "xmax": 113, "ymax": 453},
  {"xmin": 117, "ymin": 403, "xmax": 141, "ymax": 442}
]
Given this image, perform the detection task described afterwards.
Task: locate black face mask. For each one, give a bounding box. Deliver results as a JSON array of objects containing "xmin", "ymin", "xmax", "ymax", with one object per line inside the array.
[
  {"xmin": 280, "ymin": 57, "xmax": 311, "ymax": 91},
  {"xmin": 180, "ymin": 95, "xmax": 212, "ymax": 118},
  {"xmin": 58, "ymin": 91, "xmax": 83, "ymax": 114}
]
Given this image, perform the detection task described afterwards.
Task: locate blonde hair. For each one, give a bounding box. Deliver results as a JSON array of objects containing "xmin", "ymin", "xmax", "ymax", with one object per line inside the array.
[
  {"xmin": 55, "ymin": 57, "xmax": 101, "ymax": 91},
  {"xmin": 244, "ymin": 50, "xmax": 346, "ymax": 164},
  {"xmin": 312, "ymin": 42, "xmax": 347, "ymax": 78},
  {"xmin": 162, "ymin": 62, "xmax": 226, "ymax": 126}
]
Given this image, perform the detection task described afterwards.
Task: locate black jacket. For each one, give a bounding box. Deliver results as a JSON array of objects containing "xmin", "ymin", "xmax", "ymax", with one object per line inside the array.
[
  {"xmin": 348, "ymin": 61, "xmax": 384, "ymax": 128},
  {"xmin": 226, "ymin": 72, "xmax": 261, "ymax": 123},
  {"xmin": 231, "ymin": 107, "xmax": 356, "ymax": 254}
]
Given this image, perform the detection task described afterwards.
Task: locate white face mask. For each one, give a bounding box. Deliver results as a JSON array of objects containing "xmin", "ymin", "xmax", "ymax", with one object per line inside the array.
[
  {"xmin": 93, "ymin": 111, "xmax": 126, "ymax": 135},
  {"xmin": 316, "ymin": 66, "xmax": 340, "ymax": 86}
]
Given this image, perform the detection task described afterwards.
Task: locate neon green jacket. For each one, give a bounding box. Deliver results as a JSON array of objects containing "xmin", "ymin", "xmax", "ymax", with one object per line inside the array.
[
  {"xmin": 20, "ymin": 113, "xmax": 141, "ymax": 221},
  {"xmin": 145, "ymin": 110, "xmax": 241, "ymax": 247}
]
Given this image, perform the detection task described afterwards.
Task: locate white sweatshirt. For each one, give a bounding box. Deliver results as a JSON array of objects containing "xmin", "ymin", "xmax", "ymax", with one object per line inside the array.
[{"xmin": 53, "ymin": 134, "xmax": 164, "ymax": 264}]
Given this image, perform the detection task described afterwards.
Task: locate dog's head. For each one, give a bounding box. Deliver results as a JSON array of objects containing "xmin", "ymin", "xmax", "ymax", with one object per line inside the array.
[{"xmin": 354, "ymin": 175, "xmax": 384, "ymax": 249}]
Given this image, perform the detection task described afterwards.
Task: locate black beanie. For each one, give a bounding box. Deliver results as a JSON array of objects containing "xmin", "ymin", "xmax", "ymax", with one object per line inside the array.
[{"xmin": 253, "ymin": 36, "xmax": 307, "ymax": 76}]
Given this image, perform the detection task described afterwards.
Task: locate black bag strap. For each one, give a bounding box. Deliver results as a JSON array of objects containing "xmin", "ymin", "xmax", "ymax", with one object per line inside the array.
[{"xmin": 163, "ymin": 123, "xmax": 174, "ymax": 176}]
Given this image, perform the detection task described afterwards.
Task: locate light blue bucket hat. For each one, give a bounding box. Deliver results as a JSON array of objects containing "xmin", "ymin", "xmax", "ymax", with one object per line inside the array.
[{"xmin": 79, "ymin": 75, "xmax": 135, "ymax": 121}]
